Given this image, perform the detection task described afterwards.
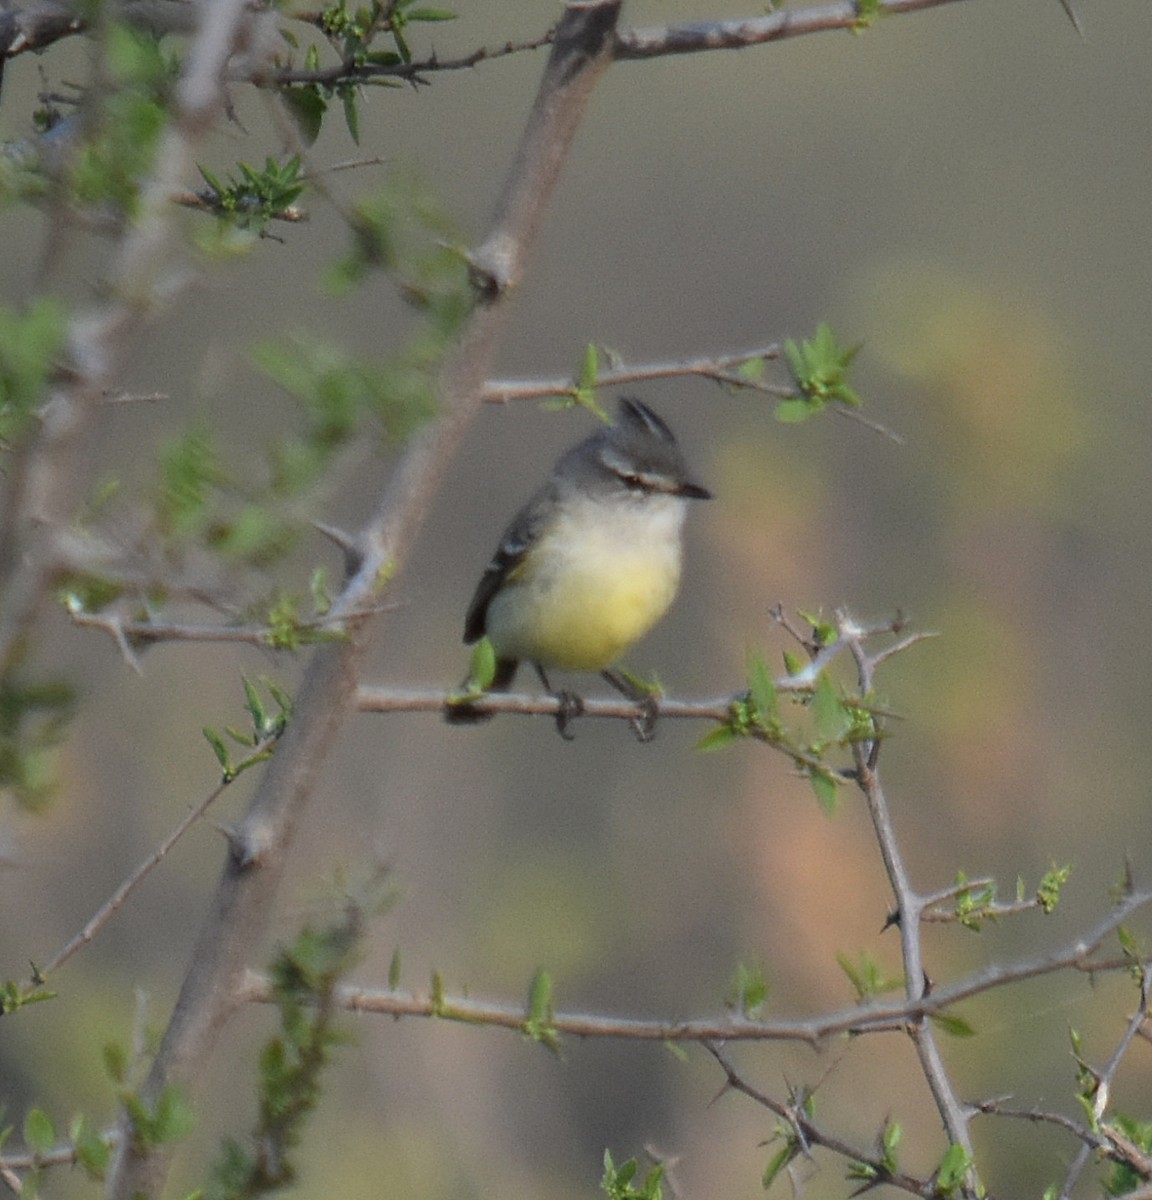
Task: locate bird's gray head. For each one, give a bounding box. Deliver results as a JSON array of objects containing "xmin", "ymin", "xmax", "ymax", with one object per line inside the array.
[{"xmin": 558, "ymin": 398, "xmax": 712, "ymax": 502}]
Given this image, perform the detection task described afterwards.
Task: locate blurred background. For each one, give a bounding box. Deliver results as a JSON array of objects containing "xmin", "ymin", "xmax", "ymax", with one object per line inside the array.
[{"xmin": 3, "ymin": 0, "xmax": 1152, "ymax": 1196}]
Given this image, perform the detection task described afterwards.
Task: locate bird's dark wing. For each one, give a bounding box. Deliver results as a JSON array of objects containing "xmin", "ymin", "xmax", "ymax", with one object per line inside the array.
[{"xmin": 462, "ymin": 483, "xmax": 554, "ymax": 645}]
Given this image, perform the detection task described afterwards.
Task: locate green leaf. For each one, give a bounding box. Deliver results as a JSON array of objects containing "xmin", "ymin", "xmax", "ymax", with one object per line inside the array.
[
  {"xmin": 773, "ymin": 398, "xmax": 814, "ymax": 424},
  {"xmin": 836, "ymin": 950, "xmax": 901, "ymax": 1000},
  {"xmin": 70, "ymin": 1115, "xmax": 111, "ymax": 1181},
  {"xmin": 782, "ymin": 323, "xmax": 863, "ymax": 413},
  {"xmin": 845, "ymin": 1159, "xmax": 879, "ymax": 1184},
  {"xmin": 202, "ymin": 727, "xmax": 232, "ymax": 776},
  {"xmin": 781, "ymin": 649, "xmax": 805, "ymax": 677},
  {"xmin": 157, "ymin": 428, "xmax": 222, "ymax": 538},
  {"xmin": 468, "ymin": 636, "xmax": 497, "ymax": 692},
  {"xmin": 725, "ymin": 961, "xmax": 768, "ymax": 1018},
  {"xmin": 243, "ymin": 676, "xmax": 269, "ymax": 732},
  {"xmin": 430, "ymin": 969, "xmax": 445, "ymax": 1016},
  {"xmin": 1036, "ymin": 863, "xmax": 1070, "ymax": 913},
  {"xmin": 281, "ymin": 86, "xmax": 327, "ymax": 146},
  {"xmin": 0, "ymin": 299, "xmax": 67, "ymax": 443},
  {"xmin": 812, "ymin": 673, "xmax": 850, "ymax": 743},
  {"xmin": 523, "ymin": 968, "xmax": 560, "ymax": 1053},
  {"xmin": 762, "ymin": 1140, "xmax": 798, "ymax": 1190},
  {"xmin": 388, "ymin": 948, "xmax": 402, "ymax": 990},
  {"xmin": 602, "ymin": 1150, "xmax": 665, "ymax": 1200},
  {"xmin": 663, "ymin": 1040, "xmax": 688, "ymax": 1063},
  {"xmin": 747, "ymin": 654, "xmax": 777, "ymax": 722},
  {"xmin": 853, "ymin": 0, "xmax": 882, "ymax": 29},
  {"xmin": 929, "ymin": 1011, "xmax": 977, "ymax": 1038},
  {"xmin": 23, "ymin": 1108, "xmax": 55, "ymax": 1154},
  {"xmin": 527, "ymin": 968, "xmax": 551, "ymax": 1021},
  {"xmin": 341, "ymin": 90, "xmax": 361, "ymax": 144},
  {"xmin": 578, "ymin": 341, "xmax": 599, "ymax": 391},
  {"xmin": 879, "ymin": 1117, "xmax": 902, "ymax": 1168},
  {"xmin": 695, "ymin": 724, "xmax": 739, "ymax": 751},
  {"xmin": 102, "ymin": 1041, "xmax": 128, "ymax": 1084},
  {"xmin": 0, "ymin": 978, "xmax": 55, "ymax": 1014},
  {"xmin": 310, "ymin": 567, "xmax": 332, "ymax": 616},
  {"xmin": 935, "ymin": 1143, "xmax": 973, "ymax": 1195},
  {"xmin": 808, "ymin": 767, "xmax": 839, "ymax": 815},
  {"xmin": 1118, "ymin": 924, "xmax": 1143, "ymax": 964},
  {"xmin": 150, "ymin": 1085, "xmax": 196, "ymax": 1145}
]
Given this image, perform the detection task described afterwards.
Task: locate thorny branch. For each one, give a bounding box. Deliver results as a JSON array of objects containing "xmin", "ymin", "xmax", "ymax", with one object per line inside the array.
[
  {"xmin": 1, "ymin": 0, "xmax": 1080, "ymax": 87},
  {"xmin": 235, "ymin": 886, "xmax": 1152, "ymax": 1042},
  {"xmin": 1057, "ymin": 963, "xmax": 1152, "ymax": 1199},
  {"xmin": 704, "ymin": 1042, "xmax": 931, "ymax": 1197},
  {"xmin": 832, "ymin": 611, "xmax": 980, "ymax": 1191}
]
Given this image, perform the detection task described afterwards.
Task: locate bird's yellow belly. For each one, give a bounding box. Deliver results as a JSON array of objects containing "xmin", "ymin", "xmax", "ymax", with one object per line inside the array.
[{"xmin": 485, "ymin": 536, "xmax": 683, "ymax": 671}]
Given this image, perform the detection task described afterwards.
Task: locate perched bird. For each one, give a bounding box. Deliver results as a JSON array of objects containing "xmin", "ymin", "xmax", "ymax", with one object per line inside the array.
[{"xmin": 448, "ymin": 397, "xmax": 711, "ymax": 739}]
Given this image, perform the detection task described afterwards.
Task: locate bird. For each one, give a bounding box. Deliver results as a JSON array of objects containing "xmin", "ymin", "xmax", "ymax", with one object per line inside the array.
[{"xmin": 447, "ymin": 397, "xmax": 711, "ymax": 740}]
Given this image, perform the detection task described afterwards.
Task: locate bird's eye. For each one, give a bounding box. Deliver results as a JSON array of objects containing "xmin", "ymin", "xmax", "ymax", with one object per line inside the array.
[{"xmin": 620, "ymin": 473, "xmax": 647, "ymax": 491}]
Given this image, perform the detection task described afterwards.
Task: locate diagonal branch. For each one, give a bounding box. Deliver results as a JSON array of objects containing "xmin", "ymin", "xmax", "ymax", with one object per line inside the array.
[{"xmin": 106, "ymin": 4, "xmax": 625, "ymax": 1198}]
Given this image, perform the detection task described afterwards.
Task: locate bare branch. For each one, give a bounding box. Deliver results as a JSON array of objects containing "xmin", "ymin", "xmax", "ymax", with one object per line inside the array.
[
  {"xmin": 616, "ymin": 0, "xmax": 982, "ymax": 61},
  {"xmin": 482, "ymin": 345, "xmax": 784, "ymax": 403},
  {"xmin": 68, "ymin": 608, "xmax": 396, "ymax": 653},
  {"xmin": 359, "ymin": 684, "xmax": 733, "ymax": 724},
  {"xmin": 24, "ymin": 738, "xmax": 277, "ymax": 992}
]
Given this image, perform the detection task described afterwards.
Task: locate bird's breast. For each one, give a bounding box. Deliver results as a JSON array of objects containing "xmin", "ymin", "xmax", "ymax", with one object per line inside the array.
[{"xmin": 484, "ymin": 496, "xmax": 689, "ymax": 671}]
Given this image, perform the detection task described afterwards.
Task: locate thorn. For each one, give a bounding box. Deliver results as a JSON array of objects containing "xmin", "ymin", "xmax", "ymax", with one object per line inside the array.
[
  {"xmin": 221, "ymin": 819, "xmax": 271, "ymax": 868},
  {"xmin": 312, "ymin": 520, "xmax": 363, "ymax": 575},
  {"xmin": 109, "ymin": 614, "xmax": 144, "ymax": 674},
  {"xmin": 1059, "ymin": 0, "xmax": 1084, "ymax": 34}
]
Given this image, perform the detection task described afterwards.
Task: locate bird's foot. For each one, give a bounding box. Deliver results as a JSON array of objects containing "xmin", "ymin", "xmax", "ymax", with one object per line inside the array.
[
  {"xmin": 602, "ymin": 669, "xmax": 659, "ymax": 742},
  {"xmin": 628, "ymin": 693, "xmax": 659, "ymax": 743},
  {"xmin": 553, "ymin": 689, "xmax": 585, "ymax": 740}
]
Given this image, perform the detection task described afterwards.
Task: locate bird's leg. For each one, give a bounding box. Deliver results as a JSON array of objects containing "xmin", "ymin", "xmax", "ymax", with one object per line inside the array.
[
  {"xmin": 601, "ymin": 669, "xmax": 659, "ymax": 743},
  {"xmin": 535, "ymin": 664, "xmax": 584, "ymax": 741}
]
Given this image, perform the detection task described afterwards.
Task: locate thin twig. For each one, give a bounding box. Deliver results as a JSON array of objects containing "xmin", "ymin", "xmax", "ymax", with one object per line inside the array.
[
  {"xmin": 27, "ymin": 737, "xmax": 276, "ymax": 990},
  {"xmin": 704, "ymin": 1042, "xmax": 932, "ymax": 1197},
  {"xmin": 359, "ymin": 685, "xmax": 733, "ymax": 724},
  {"xmin": 837, "ymin": 608, "xmax": 981, "ymax": 1192},
  {"xmin": 482, "ymin": 346, "xmax": 782, "ymax": 402},
  {"xmin": 259, "ymin": 28, "xmax": 557, "ymax": 86},
  {"xmin": 1058, "ymin": 963, "xmax": 1152, "ymax": 1199}
]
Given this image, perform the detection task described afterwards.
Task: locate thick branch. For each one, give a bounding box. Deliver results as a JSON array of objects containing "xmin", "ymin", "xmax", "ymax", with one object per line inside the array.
[{"xmin": 106, "ymin": 5, "xmax": 624, "ymax": 1198}]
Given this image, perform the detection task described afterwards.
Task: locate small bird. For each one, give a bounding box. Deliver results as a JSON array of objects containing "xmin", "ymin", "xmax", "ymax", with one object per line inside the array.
[{"xmin": 448, "ymin": 397, "xmax": 711, "ymax": 739}]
